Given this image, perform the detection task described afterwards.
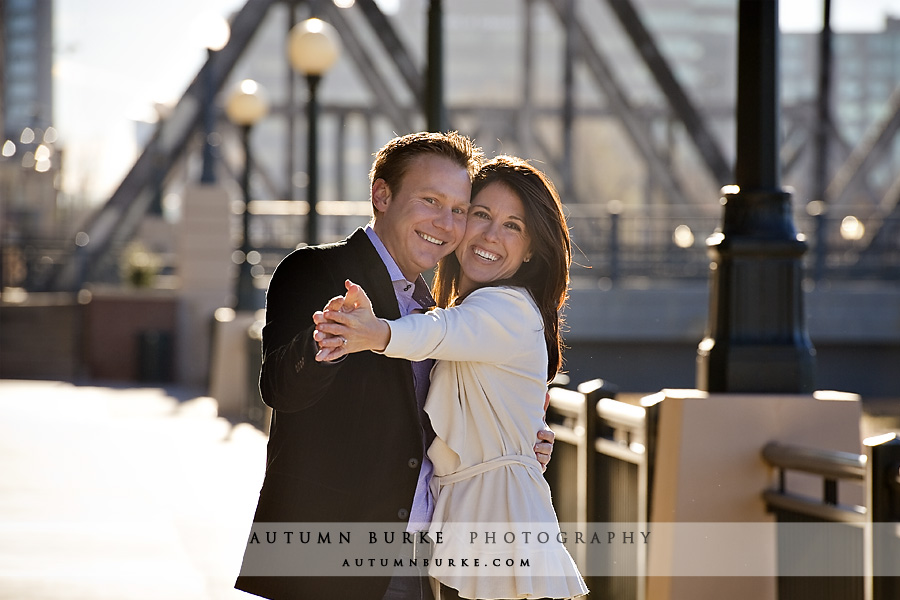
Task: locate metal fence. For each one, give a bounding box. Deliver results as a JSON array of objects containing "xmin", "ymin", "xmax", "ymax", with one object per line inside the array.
[
  {"xmin": 545, "ymin": 380, "xmax": 900, "ymax": 600},
  {"xmin": 762, "ymin": 439, "xmax": 900, "ymax": 600},
  {"xmin": 2, "ymin": 204, "xmax": 898, "ymax": 291},
  {"xmin": 545, "ymin": 379, "xmax": 650, "ymax": 600}
]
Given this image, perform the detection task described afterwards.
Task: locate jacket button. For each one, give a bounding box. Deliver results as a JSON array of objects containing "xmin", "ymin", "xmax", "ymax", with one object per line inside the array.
[
  {"xmin": 408, "ymin": 458, "xmax": 419, "ymax": 469},
  {"xmin": 397, "ymin": 508, "xmax": 409, "ymax": 520}
]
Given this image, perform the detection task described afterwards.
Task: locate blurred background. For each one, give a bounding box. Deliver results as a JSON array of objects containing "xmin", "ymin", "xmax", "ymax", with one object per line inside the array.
[
  {"xmin": 2, "ymin": 0, "xmax": 899, "ymax": 401},
  {"xmin": 2, "ymin": 2, "xmax": 900, "ymax": 599}
]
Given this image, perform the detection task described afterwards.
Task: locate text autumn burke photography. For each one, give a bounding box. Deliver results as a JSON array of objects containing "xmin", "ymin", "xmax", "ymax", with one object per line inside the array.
[
  {"xmin": 236, "ymin": 522, "xmax": 652, "ymax": 578},
  {"xmin": 245, "ymin": 528, "xmax": 651, "ymax": 546}
]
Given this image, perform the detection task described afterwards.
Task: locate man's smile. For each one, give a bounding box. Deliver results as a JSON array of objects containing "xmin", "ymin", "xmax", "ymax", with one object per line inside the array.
[{"xmin": 418, "ymin": 232, "xmax": 445, "ymax": 246}]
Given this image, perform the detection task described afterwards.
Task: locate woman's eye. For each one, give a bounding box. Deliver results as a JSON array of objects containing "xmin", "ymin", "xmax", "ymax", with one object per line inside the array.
[{"xmin": 506, "ymin": 222, "xmax": 522, "ymax": 232}]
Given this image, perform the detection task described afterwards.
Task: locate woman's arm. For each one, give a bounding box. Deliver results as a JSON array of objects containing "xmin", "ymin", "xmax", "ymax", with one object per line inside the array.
[{"xmin": 315, "ymin": 281, "xmax": 542, "ymax": 364}]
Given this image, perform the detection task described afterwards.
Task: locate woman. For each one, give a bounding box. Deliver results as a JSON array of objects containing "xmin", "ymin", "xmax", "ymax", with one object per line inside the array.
[{"xmin": 315, "ymin": 156, "xmax": 588, "ymax": 600}]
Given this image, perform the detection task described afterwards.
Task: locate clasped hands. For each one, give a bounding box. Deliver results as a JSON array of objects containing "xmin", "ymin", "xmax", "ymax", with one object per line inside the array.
[
  {"xmin": 313, "ymin": 279, "xmax": 391, "ymax": 362},
  {"xmin": 313, "ymin": 280, "xmax": 554, "ymax": 469}
]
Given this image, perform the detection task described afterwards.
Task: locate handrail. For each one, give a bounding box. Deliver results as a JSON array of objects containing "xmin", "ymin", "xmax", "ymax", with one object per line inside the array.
[
  {"xmin": 762, "ymin": 441, "xmax": 866, "ymax": 481},
  {"xmin": 761, "ymin": 489, "xmax": 866, "ymax": 524},
  {"xmin": 547, "ymin": 386, "xmax": 586, "ymax": 419},
  {"xmin": 596, "ymin": 397, "xmax": 646, "ymax": 431}
]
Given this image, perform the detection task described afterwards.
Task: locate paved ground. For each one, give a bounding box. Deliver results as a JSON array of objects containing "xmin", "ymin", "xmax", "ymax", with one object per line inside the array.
[
  {"xmin": 0, "ymin": 379, "xmax": 895, "ymax": 600},
  {"xmin": 0, "ymin": 379, "xmax": 268, "ymax": 600}
]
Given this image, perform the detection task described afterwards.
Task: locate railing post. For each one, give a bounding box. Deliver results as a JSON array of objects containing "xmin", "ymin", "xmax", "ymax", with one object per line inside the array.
[
  {"xmin": 575, "ymin": 381, "xmax": 601, "ymax": 528},
  {"xmin": 870, "ymin": 436, "xmax": 900, "ymax": 600},
  {"xmin": 607, "ymin": 200, "xmax": 622, "ymax": 283},
  {"xmin": 576, "ymin": 379, "xmax": 633, "ymax": 598}
]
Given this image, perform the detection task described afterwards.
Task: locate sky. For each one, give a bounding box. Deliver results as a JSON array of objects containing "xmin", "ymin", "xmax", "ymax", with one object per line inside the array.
[{"xmin": 52, "ymin": 0, "xmax": 900, "ymax": 203}]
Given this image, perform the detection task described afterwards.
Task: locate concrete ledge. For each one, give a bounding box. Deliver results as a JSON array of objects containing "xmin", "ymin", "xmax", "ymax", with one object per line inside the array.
[{"xmin": 644, "ymin": 389, "xmax": 862, "ymax": 600}]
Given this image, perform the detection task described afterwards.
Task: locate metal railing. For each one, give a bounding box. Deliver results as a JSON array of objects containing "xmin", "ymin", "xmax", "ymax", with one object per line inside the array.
[
  {"xmin": 761, "ymin": 439, "xmax": 900, "ymax": 600},
  {"xmin": 246, "ymin": 203, "xmax": 900, "ymax": 284},
  {"xmin": 3, "ymin": 204, "xmax": 898, "ymax": 291},
  {"xmin": 545, "ymin": 378, "xmax": 649, "ymax": 600},
  {"xmin": 762, "ymin": 442, "xmax": 867, "ymax": 524},
  {"xmin": 545, "ymin": 381, "xmax": 900, "ymax": 600}
]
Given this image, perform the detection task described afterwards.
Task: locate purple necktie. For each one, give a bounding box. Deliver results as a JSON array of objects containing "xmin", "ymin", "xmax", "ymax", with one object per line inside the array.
[
  {"xmin": 412, "ymin": 276, "xmax": 436, "ymax": 311},
  {"xmin": 409, "ymin": 276, "xmax": 436, "ymax": 448}
]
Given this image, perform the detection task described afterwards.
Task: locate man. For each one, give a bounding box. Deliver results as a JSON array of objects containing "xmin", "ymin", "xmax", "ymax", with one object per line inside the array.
[{"xmin": 235, "ymin": 132, "xmax": 553, "ymax": 600}]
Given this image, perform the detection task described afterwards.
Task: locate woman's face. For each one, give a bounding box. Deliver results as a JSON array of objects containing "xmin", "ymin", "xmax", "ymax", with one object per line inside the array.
[{"xmin": 456, "ymin": 182, "xmax": 533, "ymax": 295}]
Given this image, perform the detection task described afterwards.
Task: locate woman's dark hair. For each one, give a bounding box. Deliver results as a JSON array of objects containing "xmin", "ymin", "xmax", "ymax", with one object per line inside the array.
[{"xmin": 433, "ymin": 156, "xmax": 572, "ymax": 381}]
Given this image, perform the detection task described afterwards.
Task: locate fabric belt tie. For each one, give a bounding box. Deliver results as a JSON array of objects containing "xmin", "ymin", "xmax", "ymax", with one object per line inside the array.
[{"xmin": 429, "ymin": 454, "xmax": 543, "ymax": 500}]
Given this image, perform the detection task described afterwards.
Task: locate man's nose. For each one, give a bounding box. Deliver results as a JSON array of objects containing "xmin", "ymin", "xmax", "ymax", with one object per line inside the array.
[{"xmin": 434, "ymin": 207, "xmax": 454, "ymax": 230}]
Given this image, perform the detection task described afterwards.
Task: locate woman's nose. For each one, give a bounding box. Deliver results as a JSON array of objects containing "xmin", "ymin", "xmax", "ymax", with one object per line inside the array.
[{"xmin": 483, "ymin": 221, "xmax": 501, "ymax": 241}]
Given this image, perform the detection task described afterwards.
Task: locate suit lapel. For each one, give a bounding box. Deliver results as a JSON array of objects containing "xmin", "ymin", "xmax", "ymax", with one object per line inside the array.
[
  {"xmin": 343, "ymin": 229, "xmax": 402, "ymax": 321},
  {"xmin": 343, "ymin": 230, "xmax": 420, "ymax": 423}
]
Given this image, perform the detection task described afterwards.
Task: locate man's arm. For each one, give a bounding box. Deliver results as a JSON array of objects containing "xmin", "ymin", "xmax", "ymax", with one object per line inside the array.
[
  {"xmin": 534, "ymin": 390, "xmax": 555, "ymax": 471},
  {"xmin": 258, "ymin": 250, "xmax": 347, "ymax": 413}
]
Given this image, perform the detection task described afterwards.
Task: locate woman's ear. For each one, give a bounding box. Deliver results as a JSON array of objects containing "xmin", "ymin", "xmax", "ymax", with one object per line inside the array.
[{"xmin": 372, "ymin": 179, "xmax": 391, "ymax": 213}]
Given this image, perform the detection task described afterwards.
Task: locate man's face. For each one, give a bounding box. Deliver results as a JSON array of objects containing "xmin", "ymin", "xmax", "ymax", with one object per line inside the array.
[{"xmin": 372, "ymin": 154, "xmax": 472, "ymax": 281}]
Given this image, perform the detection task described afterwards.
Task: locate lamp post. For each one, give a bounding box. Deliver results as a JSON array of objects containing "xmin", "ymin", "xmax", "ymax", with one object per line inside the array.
[
  {"xmin": 225, "ymin": 79, "xmax": 269, "ymax": 312},
  {"xmin": 696, "ymin": 0, "xmax": 815, "ymax": 393},
  {"xmin": 288, "ymin": 17, "xmax": 341, "ymax": 247},
  {"xmin": 194, "ymin": 12, "xmax": 231, "ymax": 184},
  {"xmin": 425, "ymin": 0, "xmax": 446, "ymax": 132}
]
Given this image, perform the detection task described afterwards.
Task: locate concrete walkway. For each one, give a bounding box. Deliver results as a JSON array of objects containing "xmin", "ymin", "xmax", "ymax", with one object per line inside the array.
[
  {"xmin": 1, "ymin": 379, "xmax": 895, "ymax": 600},
  {"xmin": 0, "ymin": 379, "xmax": 268, "ymax": 600}
]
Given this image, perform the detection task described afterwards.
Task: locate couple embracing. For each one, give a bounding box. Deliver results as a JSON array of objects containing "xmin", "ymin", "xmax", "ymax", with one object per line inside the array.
[{"xmin": 236, "ymin": 131, "xmax": 587, "ymax": 600}]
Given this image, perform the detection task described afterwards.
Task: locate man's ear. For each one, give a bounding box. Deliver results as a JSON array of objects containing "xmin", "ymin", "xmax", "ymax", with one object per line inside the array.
[{"xmin": 372, "ymin": 179, "xmax": 391, "ymax": 213}]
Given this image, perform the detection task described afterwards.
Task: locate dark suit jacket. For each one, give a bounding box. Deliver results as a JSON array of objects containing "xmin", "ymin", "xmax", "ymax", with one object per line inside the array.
[{"xmin": 236, "ymin": 229, "xmax": 425, "ymax": 599}]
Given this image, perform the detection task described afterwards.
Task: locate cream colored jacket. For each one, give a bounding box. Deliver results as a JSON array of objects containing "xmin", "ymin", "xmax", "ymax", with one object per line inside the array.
[{"xmin": 382, "ymin": 286, "xmax": 588, "ymax": 599}]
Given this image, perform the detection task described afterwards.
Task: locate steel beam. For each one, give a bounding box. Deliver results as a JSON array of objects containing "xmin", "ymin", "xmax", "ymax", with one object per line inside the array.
[
  {"xmin": 47, "ymin": 0, "xmax": 277, "ymax": 291},
  {"xmin": 545, "ymin": 0, "xmax": 692, "ymax": 207},
  {"xmin": 603, "ymin": 0, "xmax": 732, "ymax": 185},
  {"xmin": 354, "ymin": 0, "xmax": 424, "ymax": 107},
  {"xmin": 826, "ymin": 85, "xmax": 900, "ymax": 209},
  {"xmin": 319, "ymin": 2, "xmax": 413, "ymax": 133}
]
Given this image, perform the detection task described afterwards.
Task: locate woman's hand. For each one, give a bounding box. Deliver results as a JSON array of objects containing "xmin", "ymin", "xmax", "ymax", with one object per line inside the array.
[{"xmin": 313, "ymin": 280, "xmax": 391, "ymax": 361}]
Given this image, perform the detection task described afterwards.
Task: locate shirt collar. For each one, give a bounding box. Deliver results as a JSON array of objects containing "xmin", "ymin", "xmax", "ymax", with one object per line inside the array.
[{"xmin": 365, "ymin": 224, "xmax": 414, "ymax": 287}]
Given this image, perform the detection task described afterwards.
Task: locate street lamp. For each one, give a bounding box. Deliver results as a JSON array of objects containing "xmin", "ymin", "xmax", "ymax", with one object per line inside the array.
[
  {"xmin": 194, "ymin": 12, "xmax": 231, "ymax": 185},
  {"xmin": 225, "ymin": 79, "xmax": 269, "ymax": 312},
  {"xmin": 288, "ymin": 17, "xmax": 341, "ymax": 246},
  {"xmin": 695, "ymin": 0, "xmax": 815, "ymax": 393}
]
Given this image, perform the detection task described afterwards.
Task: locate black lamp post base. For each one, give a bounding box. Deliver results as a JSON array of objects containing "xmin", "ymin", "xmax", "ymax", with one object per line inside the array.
[
  {"xmin": 697, "ymin": 188, "xmax": 816, "ymax": 394},
  {"xmin": 698, "ymin": 340, "xmax": 816, "ymax": 394}
]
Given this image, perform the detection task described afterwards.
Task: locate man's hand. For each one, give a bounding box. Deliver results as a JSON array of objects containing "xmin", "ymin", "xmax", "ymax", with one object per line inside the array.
[
  {"xmin": 312, "ymin": 295, "xmax": 347, "ymax": 361},
  {"xmin": 313, "ymin": 280, "xmax": 389, "ymax": 361},
  {"xmin": 534, "ymin": 428, "xmax": 555, "ymax": 472},
  {"xmin": 534, "ymin": 391, "xmax": 555, "ymax": 472}
]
